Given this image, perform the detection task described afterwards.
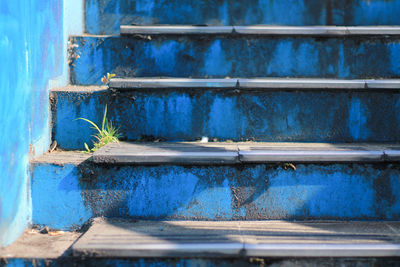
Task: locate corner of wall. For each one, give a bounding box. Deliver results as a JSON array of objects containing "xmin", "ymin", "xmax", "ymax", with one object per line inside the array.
[{"xmin": 0, "ymin": 0, "xmax": 84, "ymax": 248}]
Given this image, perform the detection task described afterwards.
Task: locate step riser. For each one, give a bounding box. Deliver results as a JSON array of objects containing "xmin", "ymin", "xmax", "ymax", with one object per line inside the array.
[
  {"xmin": 85, "ymin": 0, "xmax": 400, "ymax": 34},
  {"xmin": 52, "ymin": 89, "xmax": 400, "ymax": 150},
  {"xmin": 70, "ymin": 36, "xmax": 400, "ymax": 85},
  {"xmin": 32, "ymin": 161, "xmax": 400, "ymax": 230}
]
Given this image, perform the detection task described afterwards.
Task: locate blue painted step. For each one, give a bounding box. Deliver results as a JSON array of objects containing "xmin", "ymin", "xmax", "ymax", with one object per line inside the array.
[
  {"xmin": 69, "ymin": 29, "xmax": 400, "ymax": 85},
  {"xmin": 31, "ymin": 142, "xmax": 400, "ymax": 230},
  {"xmin": 51, "ymin": 79, "xmax": 400, "ymax": 150},
  {"xmin": 85, "ymin": 0, "xmax": 400, "ymax": 34}
]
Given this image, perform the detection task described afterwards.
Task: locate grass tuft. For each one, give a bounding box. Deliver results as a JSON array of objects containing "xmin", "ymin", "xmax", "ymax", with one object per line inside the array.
[{"xmin": 75, "ymin": 105, "xmax": 121, "ymax": 153}]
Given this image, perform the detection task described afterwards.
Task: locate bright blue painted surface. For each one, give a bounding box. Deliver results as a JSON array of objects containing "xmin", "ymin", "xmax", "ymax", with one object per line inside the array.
[
  {"xmin": 0, "ymin": 1, "xmax": 64, "ymax": 247},
  {"xmin": 84, "ymin": 0, "xmax": 400, "ymax": 34},
  {"xmin": 52, "ymin": 89, "xmax": 400, "ymax": 150},
  {"xmin": 70, "ymin": 36, "xmax": 400, "ymax": 85},
  {"xmin": 32, "ymin": 164, "xmax": 92, "ymax": 230},
  {"xmin": 32, "ymin": 161, "xmax": 400, "ymax": 229}
]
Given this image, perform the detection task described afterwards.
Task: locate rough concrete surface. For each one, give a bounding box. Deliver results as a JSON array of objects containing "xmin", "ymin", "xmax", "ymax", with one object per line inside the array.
[
  {"xmin": 69, "ymin": 35, "xmax": 400, "ymax": 85},
  {"xmin": 85, "ymin": 0, "xmax": 400, "ymax": 34},
  {"xmin": 51, "ymin": 85, "xmax": 400, "ymax": 150},
  {"xmin": 0, "ymin": 229, "xmax": 81, "ymax": 259}
]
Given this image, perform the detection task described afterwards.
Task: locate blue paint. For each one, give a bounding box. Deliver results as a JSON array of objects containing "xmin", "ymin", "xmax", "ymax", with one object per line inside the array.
[
  {"xmin": 32, "ymin": 164, "xmax": 92, "ymax": 230},
  {"xmin": 165, "ymin": 95, "xmax": 193, "ymax": 136},
  {"xmin": 64, "ymin": 0, "xmax": 84, "ymax": 35},
  {"xmin": 128, "ymin": 170, "xmax": 199, "ymax": 217},
  {"xmin": 70, "ymin": 36, "xmax": 400, "ymax": 85},
  {"xmin": 348, "ymin": 98, "xmax": 368, "ymax": 141},
  {"xmin": 353, "ymin": 1, "xmax": 400, "ymax": 26},
  {"xmin": 84, "ymin": 0, "xmax": 400, "ymax": 34},
  {"xmin": 204, "ymin": 40, "xmax": 232, "ymax": 77},
  {"xmin": 52, "ymin": 90, "xmax": 400, "ymax": 150},
  {"xmin": 179, "ymin": 178, "xmax": 234, "ymax": 219},
  {"xmin": 31, "ymin": 160, "xmax": 400, "ymax": 229},
  {"xmin": 85, "ymin": 0, "xmax": 101, "ymax": 34},
  {"xmin": 390, "ymin": 43, "xmax": 400, "ymax": 75},
  {"xmin": 251, "ymin": 165, "xmax": 376, "ymax": 218},
  {"xmin": 208, "ymin": 97, "xmax": 239, "ymax": 138},
  {"xmin": 149, "ymin": 41, "xmax": 182, "ymax": 74},
  {"xmin": 53, "ymin": 92, "xmax": 102, "ymax": 150},
  {"xmin": 0, "ymin": 1, "xmax": 65, "ymax": 247}
]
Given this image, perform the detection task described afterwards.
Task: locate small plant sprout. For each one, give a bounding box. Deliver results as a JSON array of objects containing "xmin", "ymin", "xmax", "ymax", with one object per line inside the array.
[
  {"xmin": 75, "ymin": 105, "xmax": 121, "ymax": 153},
  {"xmin": 101, "ymin": 73, "xmax": 116, "ymax": 84}
]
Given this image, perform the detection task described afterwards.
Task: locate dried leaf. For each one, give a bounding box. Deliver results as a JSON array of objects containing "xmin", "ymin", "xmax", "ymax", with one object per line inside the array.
[{"xmin": 101, "ymin": 76, "xmax": 108, "ymax": 84}]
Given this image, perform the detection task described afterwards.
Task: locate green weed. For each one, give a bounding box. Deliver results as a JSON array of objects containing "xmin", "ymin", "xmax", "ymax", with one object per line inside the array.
[{"xmin": 75, "ymin": 105, "xmax": 121, "ymax": 153}]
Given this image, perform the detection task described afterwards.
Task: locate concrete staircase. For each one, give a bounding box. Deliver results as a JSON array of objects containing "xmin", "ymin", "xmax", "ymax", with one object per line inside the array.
[{"xmin": 30, "ymin": 0, "xmax": 400, "ymax": 264}]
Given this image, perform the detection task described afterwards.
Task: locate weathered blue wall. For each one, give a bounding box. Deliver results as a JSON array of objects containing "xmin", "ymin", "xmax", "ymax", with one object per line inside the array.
[
  {"xmin": 0, "ymin": 1, "xmax": 64, "ymax": 247},
  {"xmin": 32, "ymin": 160, "xmax": 400, "ymax": 230},
  {"xmin": 85, "ymin": 0, "xmax": 400, "ymax": 34},
  {"xmin": 69, "ymin": 35, "xmax": 400, "ymax": 85},
  {"xmin": 52, "ymin": 88, "xmax": 400, "ymax": 150}
]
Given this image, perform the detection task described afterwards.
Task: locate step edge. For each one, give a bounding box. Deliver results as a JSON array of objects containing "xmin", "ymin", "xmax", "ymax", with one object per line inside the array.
[
  {"xmin": 92, "ymin": 153, "xmax": 240, "ymax": 165},
  {"xmin": 31, "ymin": 145, "xmax": 400, "ymax": 165},
  {"xmin": 108, "ymin": 78, "xmax": 400, "ymax": 90},
  {"xmin": 239, "ymin": 150, "xmax": 385, "ymax": 163},
  {"xmin": 244, "ymin": 243, "xmax": 400, "ymax": 257},
  {"xmin": 109, "ymin": 78, "xmax": 238, "ymax": 89},
  {"xmin": 72, "ymin": 242, "xmax": 400, "ymax": 258},
  {"xmin": 92, "ymin": 142, "xmax": 400, "ymax": 164},
  {"xmin": 120, "ymin": 25, "xmax": 400, "ymax": 36},
  {"xmin": 121, "ymin": 25, "xmax": 234, "ymax": 35}
]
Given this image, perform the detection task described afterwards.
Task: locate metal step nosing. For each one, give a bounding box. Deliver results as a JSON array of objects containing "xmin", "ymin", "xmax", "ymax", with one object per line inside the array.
[
  {"xmin": 73, "ymin": 243, "xmax": 244, "ymax": 257},
  {"xmin": 121, "ymin": 25, "xmax": 400, "ymax": 36},
  {"xmin": 121, "ymin": 25, "xmax": 234, "ymax": 35},
  {"xmin": 92, "ymin": 152, "xmax": 239, "ymax": 164},
  {"xmin": 235, "ymin": 26, "xmax": 400, "ymax": 35},
  {"xmin": 244, "ymin": 243, "xmax": 400, "ymax": 257},
  {"xmin": 109, "ymin": 78, "xmax": 400, "ymax": 90},
  {"xmin": 238, "ymin": 78, "xmax": 366, "ymax": 89},
  {"xmin": 109, "ymin": 78, "xmax": 238, "ymax": 89},
  {"xmin": 73, "ymin": 243, "xmax": 400, "ymax": 258},
  {"xmin": 239, "ymin": 150, "xmax": 384, "ymax": 162},
  {"xmin": 91, "ymin": 148, "xmax": 400, "ymax": 164}
]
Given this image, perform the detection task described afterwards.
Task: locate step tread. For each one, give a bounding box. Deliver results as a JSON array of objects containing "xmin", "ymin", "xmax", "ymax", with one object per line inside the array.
[
  {"xmin": 93, "ymin": 142, "xmax": 240, "ymax": 164},
  {"xmin": 72, "ymin": 218, "xmax": 400, "ymax": 257},
  {"xmin": 121, "ymin": 25, "xmax": 400, "ymax": 36},
  {"xmin": 31, "ymin": 151, "xmax": 90, "ymax": 165},
  {"xmin": 92, "ymin": 142, "xmax": 400, "ymax": 164},
  {"xmin": 109, "ymin": 78, "xmax": 400, "ymax": 90}
]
